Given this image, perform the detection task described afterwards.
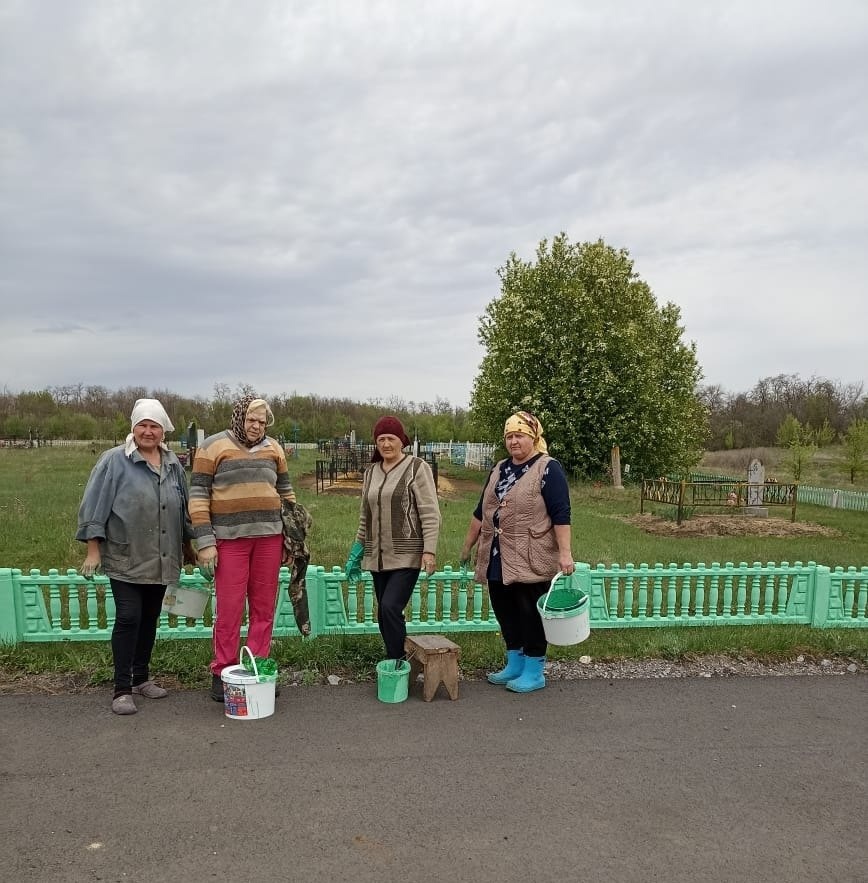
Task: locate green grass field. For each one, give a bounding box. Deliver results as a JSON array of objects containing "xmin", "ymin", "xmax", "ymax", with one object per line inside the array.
[{"xmin": 1, "ymin": 446, "xmax": 866, "ymax": 685}]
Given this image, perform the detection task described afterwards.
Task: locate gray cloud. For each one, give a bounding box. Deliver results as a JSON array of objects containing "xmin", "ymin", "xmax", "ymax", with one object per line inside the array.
[{"xmin": 2, "ymin": 0, "xmax": 866, "ymax": 405}]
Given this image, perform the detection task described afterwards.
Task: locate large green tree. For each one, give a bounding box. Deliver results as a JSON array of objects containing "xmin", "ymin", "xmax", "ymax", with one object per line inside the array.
[{"xmin": 471, "ymin": 235, "xmax": 707, "ymax": 478}]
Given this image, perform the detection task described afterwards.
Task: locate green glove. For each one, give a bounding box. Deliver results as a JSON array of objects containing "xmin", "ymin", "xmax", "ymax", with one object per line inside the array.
[{"xmin": 345, "ymin": 540, "xmax": 364, "ymax": 582}]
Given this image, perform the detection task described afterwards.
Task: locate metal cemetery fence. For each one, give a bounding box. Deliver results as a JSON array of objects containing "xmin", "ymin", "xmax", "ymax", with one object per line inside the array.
[{"xmin": 641, "ymin": 478, "xmax": 799, "ymax": 524}]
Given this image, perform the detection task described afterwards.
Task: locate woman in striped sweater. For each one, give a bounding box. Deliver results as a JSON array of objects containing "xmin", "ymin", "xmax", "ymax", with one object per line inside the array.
[{"xmin": 189, "ymin": 395, "xmax": 296, "ymax": 702}]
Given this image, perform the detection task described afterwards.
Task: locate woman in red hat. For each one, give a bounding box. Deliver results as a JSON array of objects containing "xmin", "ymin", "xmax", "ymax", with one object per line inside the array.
[{"xmin": 344, "ymin": 416, "xmax": 441, "ymax": 661}]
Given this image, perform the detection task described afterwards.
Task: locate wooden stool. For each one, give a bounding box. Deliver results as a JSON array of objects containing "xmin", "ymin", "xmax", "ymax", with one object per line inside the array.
[{"xmin": 404, "ymin": 634, "xmax": 461, "ymax": 701}]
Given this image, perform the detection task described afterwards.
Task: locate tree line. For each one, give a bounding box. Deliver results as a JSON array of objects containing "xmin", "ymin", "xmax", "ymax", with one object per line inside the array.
[
  {"xmin": 698, "ymin": 374, "xmax": 867, "ymax": 450},
  {"xmin": 0, "ymin": 383, "xmax": 482, "ymax": 445}
]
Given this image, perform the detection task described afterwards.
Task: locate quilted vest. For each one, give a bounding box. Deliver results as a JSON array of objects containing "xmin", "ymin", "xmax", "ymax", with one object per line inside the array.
[{"xmin": 474, "ymin": 455, "xmax": 560, "ymax": 585}]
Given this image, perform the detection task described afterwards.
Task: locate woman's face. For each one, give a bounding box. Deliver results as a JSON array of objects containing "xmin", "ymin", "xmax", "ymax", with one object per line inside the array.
[
  {"xmin": 244, "ymin": 406, "xmax": 268, "ymax": 444},
  {"xmin": 133, "ymin": 420, "xmax": 164, "ymax": 453},
  {"xmin": 505, "ymin": 431, "xmax": 534, "ymax": 463},
  {"xmin": 376, "ymin": 433, "xmax": 404, "ymax": 464}
]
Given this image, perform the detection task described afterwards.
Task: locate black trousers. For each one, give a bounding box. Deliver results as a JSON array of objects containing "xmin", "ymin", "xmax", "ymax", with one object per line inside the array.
[
  {"xmin": 109, "ymin": 579, "xmax": 166, "ymax": 695},
  {"xmin": 371, "ymin": 568, "xmax": 419, "ymax": 659},
  {"xmin": 487, "ymin": 580, "xmax": 549, "ymax": 657}
]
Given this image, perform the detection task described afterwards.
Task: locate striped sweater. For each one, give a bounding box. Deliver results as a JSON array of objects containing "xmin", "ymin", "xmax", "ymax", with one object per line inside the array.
[{"xmin": 189, "ymin": 430, "xmax": 296, "ymax": 548}]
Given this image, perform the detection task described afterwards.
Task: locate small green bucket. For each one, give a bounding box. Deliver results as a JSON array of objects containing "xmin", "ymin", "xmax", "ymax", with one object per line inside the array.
[{"xmin": 376, "ymin": 659, "xmax": 411, "ymax": 703}]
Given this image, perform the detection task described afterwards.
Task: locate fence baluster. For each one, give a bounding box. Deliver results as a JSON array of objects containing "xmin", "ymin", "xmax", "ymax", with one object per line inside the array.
[
  {"xmin": 708, "ymin": 562, "xmax": 720, "ymax": 618},
  {"xmin": 695, "ymin": 563, "xmax": 706, "ymax": 617},
  {"xmin": 426, "ymin": 577, "xmax": 437, "ymax": 625},
  {"xmin": 750, "ymin": 563, "xmax": 762, "ymax": 616},
  {"xmin": 667, "ymin": 563, "xmax": 678, "ymax": 619},
  {"xmin": 652, "ymin": 564, "xmax": 664, "ymax": 618},
  {"xmin": 681, "ymin": 562, "xmax": 693, "ymax": 617},
  {"xmin": 854, "ymin": 567, "xmax": 868, "ymax": 620},
  {"xmin": 637, "ymin": 563, "xmax": 649, "ymax": 618},
  {"xmin": 722, "ymin": 563, "xmax": 734, "ymax": 616}
]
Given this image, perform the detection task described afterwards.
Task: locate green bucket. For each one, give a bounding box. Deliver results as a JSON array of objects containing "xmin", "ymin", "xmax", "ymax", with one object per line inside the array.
[
  {"xmin": 543, "ymin": 587, "xmax": 585, "ymax": 612},
  {"xmin": 376, "ymin": 659, "xmax": 411, "ymax": 703}
]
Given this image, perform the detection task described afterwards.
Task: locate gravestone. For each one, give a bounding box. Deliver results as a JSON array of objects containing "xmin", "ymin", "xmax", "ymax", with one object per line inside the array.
[{"xmin": 746, "ymin": 458, "xmax": 767, "ymax": 517}]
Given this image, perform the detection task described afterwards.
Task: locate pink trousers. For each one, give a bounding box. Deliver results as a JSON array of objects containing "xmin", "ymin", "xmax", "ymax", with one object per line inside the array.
[{"xmin": 210, "ymin": 533, "xmax": 283, "ymax": 675}]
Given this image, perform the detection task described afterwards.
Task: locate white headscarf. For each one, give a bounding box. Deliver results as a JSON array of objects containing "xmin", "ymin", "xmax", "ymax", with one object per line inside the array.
[
  {"xmin": 130, "ymin": 398, "xmax": 174, "ymax": 431},
  {"xmin": 124, "ymin": 398, "xmax": 173, "ymax": 455}
]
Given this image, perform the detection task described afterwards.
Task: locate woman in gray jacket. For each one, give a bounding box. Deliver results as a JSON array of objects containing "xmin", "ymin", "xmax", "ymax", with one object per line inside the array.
[{"xmin": 77, "ymin": 399, "xmax": 193, "ymax": 715}]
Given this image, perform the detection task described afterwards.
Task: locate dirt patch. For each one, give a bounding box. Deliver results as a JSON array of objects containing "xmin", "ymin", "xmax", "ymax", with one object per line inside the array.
[
  {"xmin": 623, "ymin": 514, "xmax": 841, "ymax": 538},
  {"xmin": 293, "ymin": 471, "xmax": 481, "ymax": 501}
]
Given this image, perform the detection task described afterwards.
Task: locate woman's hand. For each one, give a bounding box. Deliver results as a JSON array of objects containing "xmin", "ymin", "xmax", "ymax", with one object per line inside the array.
[
  {"xmin": 458, "ymin": 555, "xmax": 472, "ymax": 578},
  {"xmin": 197, "ymin": 546, "xmax": 218, "ymax": 580},
  {"xmin": 80, "ymin": 550, "xmax": 101, "ymax": 580},
  {"xmin": 421, "ymin": 552, "xmax": 436, "ymax": 576},
  {"xmin": 558, "ymin": 551, "xmax": 575, "ymax": 576}
]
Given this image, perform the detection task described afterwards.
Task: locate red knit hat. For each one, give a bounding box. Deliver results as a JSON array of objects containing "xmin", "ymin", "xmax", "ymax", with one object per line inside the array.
[{"xmin": 373, "ymin": 415, "xmax": 410, "ymax": 447}]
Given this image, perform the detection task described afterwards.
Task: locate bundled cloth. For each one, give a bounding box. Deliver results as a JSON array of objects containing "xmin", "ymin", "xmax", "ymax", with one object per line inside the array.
[
  {"xmin": 240, "ymin": 653, "xmax": 278, "ymax": 681},
  {"xmin": 281, "ymin": 500, "xmax": 312, "ymax": 635}
]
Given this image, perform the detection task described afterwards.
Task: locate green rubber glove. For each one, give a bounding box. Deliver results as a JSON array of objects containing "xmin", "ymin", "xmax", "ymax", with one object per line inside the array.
[{"xmin": 345, "ymin": 540, "xmax": 364, "ymax": 582}]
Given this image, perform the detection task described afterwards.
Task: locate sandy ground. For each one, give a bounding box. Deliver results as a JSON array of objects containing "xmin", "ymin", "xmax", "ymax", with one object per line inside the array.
[{"xmin": 623, "ymin": 513, "xmax": 841, "ymax": 538}]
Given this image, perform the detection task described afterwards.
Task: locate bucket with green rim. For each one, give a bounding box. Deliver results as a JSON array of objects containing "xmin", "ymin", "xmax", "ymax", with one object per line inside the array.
[
  {"xmin": 537, "ymin": 573, "xmax": 590, "ymax": 646},
  {"xmin": 376, "ymin": 659, "xmax": 410, "ymax": 703},
  {"xmin": 222, "ymin": 646, "xmax": 277, "ymax": 720}
]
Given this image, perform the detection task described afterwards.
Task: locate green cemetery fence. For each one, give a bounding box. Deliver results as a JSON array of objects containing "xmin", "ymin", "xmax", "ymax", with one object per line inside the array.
[{"xmin": 1, "ymin": 560, "xmax": 866, "ymax": 644}]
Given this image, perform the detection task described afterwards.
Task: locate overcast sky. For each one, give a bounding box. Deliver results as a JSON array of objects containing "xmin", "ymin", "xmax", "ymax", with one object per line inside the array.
[{"xmin": 2, "ymin": 0, "xmax": 866, "ymax": 408}]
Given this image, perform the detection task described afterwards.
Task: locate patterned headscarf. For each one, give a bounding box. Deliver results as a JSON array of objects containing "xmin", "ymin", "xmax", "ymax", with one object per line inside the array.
[
  {"xmin": 230, "ymin": 395, "xmax": 274, "ymax": 448},
  {"xmin": 504, "ymin": 410, "xmax": 548, "ymax": 454}
]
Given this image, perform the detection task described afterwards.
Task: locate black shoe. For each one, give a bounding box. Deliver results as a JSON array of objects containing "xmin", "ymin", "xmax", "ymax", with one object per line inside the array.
[{"xmin": 210, "ymin": 674, "xmax": 224, "ymax": 702}]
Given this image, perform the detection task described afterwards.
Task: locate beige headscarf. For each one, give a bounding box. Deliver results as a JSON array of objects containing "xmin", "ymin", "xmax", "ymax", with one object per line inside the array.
[{"xmin": 503, "ymin": 410, "xmax": 548, "ymax": 454}]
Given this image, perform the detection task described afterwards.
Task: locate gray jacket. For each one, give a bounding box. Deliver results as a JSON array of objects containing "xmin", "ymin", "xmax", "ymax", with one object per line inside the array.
[{"xmin": 76, "ymin": 445, "xmax": 192, "ymax": 585}]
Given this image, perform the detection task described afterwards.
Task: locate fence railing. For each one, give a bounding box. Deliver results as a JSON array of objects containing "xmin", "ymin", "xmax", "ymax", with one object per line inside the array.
[
  {"xmin": 691, "ymin": 472, "xmax": 868, "ymax": 513},
  {"xmin": 2, "ymin": 560, "xmax": 866, "ymax": 644},
  {"xmin": 434, "ymin": 442, "xmax": 497, "ymax": 470},
  {"xmin": 642, "ymin": 478, "xmax": 798, "ymax": 524}
]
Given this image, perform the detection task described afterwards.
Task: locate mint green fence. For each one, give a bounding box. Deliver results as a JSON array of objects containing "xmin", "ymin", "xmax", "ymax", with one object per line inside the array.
[
  {"xmin": 585, "ymin": 561, "xmax": 867, "ymax": 628},
  {"xmin": 2, "ymin": 560, "xmax": 866, "ymax": 644}
]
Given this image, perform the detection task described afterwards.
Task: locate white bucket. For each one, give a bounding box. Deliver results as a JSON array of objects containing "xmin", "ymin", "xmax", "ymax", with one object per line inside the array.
[
  {"xmin": 162, "ymin": 583, "xmax": 211, "ymax": 619},
  {"xmin": 537, "ymin": 573, "xmax": 590, "ymax": 646},
  {"xmin": 221, "ymin": 646, "xmax": 277, "ymax": 721}
]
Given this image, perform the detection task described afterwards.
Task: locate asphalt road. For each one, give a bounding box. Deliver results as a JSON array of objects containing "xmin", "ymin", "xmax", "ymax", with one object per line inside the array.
[{"xmin": 1, "ymin": 676, "xmax": 865, "ymax": 883}]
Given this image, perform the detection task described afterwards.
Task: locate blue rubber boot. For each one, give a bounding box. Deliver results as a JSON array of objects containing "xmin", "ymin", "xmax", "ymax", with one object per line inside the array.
[
  {"xmin": 487, "ymin": 649, "xmax": 525, "ymax": 685},
  {"xmin": 506, "ymin": 656, "xmax": 546, "ymax": 693}
]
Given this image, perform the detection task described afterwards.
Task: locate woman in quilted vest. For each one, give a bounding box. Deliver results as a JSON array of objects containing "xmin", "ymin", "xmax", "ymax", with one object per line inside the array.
[
  {"xmin": 460, "ymin": 411, "xmax": 574, "ymax": 692},
  {"xmin": 344, "ymin": 416, "xmax": 441, "ymax": 662}
]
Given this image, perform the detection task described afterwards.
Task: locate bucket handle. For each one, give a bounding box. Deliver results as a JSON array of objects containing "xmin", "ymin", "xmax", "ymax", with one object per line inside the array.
[
  {"xmin": 240, "ymin": 645, "xmax": 259, "ymax": 680},
  {"xmin": 540, "ymin": 572, "xmax": 566, "ymax": 613}
]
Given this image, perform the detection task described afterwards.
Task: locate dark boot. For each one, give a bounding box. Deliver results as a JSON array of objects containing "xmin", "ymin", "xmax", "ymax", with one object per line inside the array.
[{"xmin": 210, "ymin": 674, "xmax": 224, "ymax": 702}]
